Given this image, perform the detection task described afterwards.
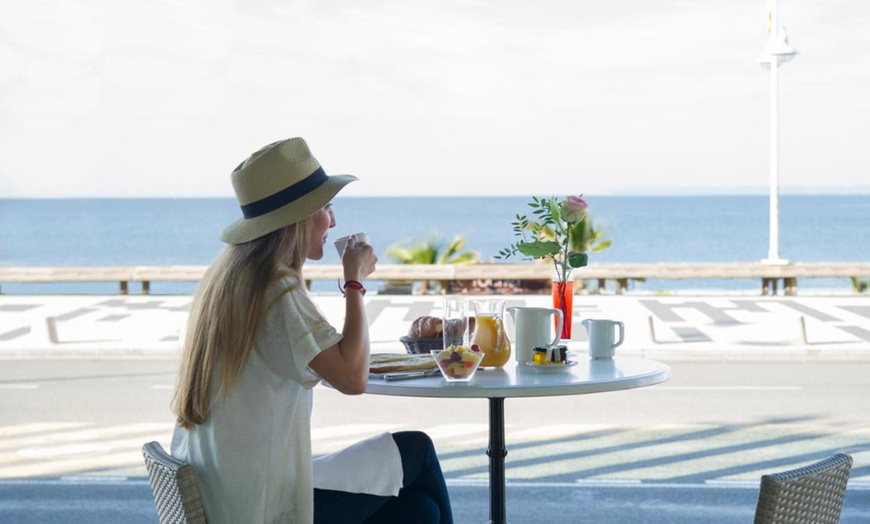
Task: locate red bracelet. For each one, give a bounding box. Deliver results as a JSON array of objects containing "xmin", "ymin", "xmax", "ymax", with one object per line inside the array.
[{"xmin": 340, "ymin": 279, "xmax": 366, "ymax": 296}]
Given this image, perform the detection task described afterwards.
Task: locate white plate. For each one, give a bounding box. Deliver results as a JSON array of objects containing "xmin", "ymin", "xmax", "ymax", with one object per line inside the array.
[{"xmin": 519, "ymin": 361, "xmax": 578, "ymax": 373}]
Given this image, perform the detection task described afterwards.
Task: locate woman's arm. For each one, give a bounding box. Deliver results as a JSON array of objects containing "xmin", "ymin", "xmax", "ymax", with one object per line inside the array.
[{"xmin": 309, "ymin": 236, "xmax": 377, "ymax": 394}]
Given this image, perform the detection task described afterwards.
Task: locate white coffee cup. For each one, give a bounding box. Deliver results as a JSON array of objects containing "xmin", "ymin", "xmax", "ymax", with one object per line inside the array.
[
  {"xmin": 334, "ymin": 232, "xmax": 369, "ymax": 256},
  {"xmin": 582, "ymin": 319, "xmax": 624, "ymax": 359}
]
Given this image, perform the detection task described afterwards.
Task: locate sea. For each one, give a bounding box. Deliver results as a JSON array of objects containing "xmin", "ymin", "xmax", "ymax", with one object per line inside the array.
[{"xmin": 1, "ymin": 195, "xmax": 868, "ymax": 295}]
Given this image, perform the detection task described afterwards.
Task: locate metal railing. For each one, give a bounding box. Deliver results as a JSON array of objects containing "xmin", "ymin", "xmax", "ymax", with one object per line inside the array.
[{"xmin": 2, "ymin": 262, "xmax": 868, "ymax": 295}]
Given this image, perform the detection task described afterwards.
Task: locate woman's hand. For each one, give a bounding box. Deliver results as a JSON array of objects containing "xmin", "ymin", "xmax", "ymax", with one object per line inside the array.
[
  {"xmin": 341, "ymin": 234, "xmax": 377, "ymax": 282},
  {"xmin": 310, "ymin": 234, "xmax": 377, "ymax": 395}
]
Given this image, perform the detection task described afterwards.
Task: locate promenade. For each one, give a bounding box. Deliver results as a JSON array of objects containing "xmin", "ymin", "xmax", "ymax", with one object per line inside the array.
[
  {"xmin": 3, "ymin": 292, "xmax": 870, "ymax": 360},
  {"xmin": 1, "ymin": 292, "xmax": 869, "ymax": 522}
]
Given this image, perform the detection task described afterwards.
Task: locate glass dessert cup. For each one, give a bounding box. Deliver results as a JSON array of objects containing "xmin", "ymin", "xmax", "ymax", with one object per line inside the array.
[{"xmin": 431, "ymin": 346, "xmax": 483, "ymax": 383}]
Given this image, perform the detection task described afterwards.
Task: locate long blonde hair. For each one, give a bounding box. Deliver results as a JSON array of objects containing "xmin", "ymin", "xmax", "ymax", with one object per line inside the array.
[{"xmin": 173, "ymin": 217, "xmax": 316, "ymax": 428}]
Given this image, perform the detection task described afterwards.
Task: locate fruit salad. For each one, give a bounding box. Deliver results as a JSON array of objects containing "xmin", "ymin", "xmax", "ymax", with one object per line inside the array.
[{"xmin": 431, "ymin": 344, "xmax": 484, "ymax": 381}]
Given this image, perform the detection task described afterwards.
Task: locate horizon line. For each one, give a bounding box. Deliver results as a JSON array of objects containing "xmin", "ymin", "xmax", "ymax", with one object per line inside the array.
[{"xmin": 2, "ymin": 187, "xmax": 870, "ymax": 200}]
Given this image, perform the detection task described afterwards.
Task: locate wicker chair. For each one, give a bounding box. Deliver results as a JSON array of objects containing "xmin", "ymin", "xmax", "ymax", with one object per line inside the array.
[
  {"xmin": 753, "ymin": 453, "xmax": 853, "ymax": 524},
  {"xmin": 142, "ymin": 441, "xmax": 208, "ymax": 524}
]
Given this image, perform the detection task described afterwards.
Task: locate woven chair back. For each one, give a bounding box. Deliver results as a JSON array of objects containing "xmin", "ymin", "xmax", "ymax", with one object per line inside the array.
[
  {"xmin": 753, "ymin": 453, "xmax": 853, "ymax": 524},
  {"xmin": 142, "ymin": 441, "xmax": 208, "ymax": 524}
]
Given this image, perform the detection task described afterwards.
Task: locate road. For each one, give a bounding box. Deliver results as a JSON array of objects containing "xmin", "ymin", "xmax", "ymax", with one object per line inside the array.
[{"xmin": 1, "ymin": 358, "xmax": 868, "ymax": 523}]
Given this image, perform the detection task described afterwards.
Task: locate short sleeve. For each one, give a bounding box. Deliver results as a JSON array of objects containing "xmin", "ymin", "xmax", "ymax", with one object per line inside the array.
[{"xmin": 255, "ymin": 278, "xmax": 343, "ymax": 386}]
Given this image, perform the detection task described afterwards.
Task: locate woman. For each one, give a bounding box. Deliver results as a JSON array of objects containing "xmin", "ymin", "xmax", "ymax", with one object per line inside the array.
[{"xmin": 171, "ymin": 138, "xmax": 453, "ymax": 524}]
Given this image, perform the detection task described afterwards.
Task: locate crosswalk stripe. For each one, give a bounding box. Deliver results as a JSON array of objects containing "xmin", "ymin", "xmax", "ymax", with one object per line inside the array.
[
  {"xmin": 1, "ymin": 476, "xmax": 868, "ymax": 492},
  {"xmin": 1, "ymin": 450, "xmax": 153, "ymax": 478},
  {"xmin": 0, "ymin": 423, "xmax": 85, "ymax": 438},
  {"xmin": 0, "ymin": 422, "xmax": 866, "ymax": 484}
]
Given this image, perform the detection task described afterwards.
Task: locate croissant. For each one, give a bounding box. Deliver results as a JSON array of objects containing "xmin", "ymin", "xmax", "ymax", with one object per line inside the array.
[
  {"xmin": 408, "ymin": 316, "xmax": 476, "ymax": 338},
  {"xmin": 408, "ymin": 316, "xmax": 443, "ymax": 338}
]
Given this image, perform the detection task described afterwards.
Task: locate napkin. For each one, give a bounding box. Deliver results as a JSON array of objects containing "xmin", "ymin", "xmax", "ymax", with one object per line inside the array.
[{"xmin": 313, "ymin": 432, "xmax": 403, "ymax": 496}]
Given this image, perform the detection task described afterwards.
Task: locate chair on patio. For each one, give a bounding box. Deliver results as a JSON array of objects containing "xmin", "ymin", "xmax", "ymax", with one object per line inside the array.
[
  {"xmin": 142, "ymin": 441, "xmax": 207, "ymax": 524},
  {"xmin": 753, "ymin": 452, "xmax": 853, "ymax": 524}
]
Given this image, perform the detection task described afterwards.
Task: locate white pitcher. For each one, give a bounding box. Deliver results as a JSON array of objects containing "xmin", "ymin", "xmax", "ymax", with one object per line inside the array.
[
  {"xmin": 581, "ymin": 319, "xmax": 624, "ymax": 359},
  {"xmin": 505, "ymin": 307, "xmax": 563, "ymax": 364}
]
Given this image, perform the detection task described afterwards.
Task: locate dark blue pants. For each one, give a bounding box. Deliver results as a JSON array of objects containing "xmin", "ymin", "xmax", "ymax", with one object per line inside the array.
[{"xmin": 314, "ymin": 431, "xmax": 454, "ymax": 524}]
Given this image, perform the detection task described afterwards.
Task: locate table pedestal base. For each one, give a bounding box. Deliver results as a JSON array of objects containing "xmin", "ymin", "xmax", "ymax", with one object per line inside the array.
[{"xmin": 486, "ymin": 397, "xmax": 508, "ymax": 524}]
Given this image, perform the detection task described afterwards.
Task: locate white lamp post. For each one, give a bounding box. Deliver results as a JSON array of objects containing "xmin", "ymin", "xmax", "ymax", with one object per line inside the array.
[{"xmin": 757, "ymin": 0, "xmax": 796, "ymax": 265}]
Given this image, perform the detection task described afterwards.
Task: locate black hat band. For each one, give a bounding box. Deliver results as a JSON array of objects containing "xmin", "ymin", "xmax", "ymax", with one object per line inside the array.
[{"xmin": 240, "ymin": 167, "xmax": 328, "ymax": 219}]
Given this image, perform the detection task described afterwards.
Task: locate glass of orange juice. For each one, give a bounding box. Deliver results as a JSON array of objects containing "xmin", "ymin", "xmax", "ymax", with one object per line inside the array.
[{"xmin": 470, "ymin": 299, "xmax": 511, "ymax": 368}]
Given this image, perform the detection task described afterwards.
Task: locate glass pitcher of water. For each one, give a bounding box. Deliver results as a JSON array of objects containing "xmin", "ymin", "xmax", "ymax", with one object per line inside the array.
[{"xmin": 470, "ymin": 298, "xmax": 511, "ymax": 368}]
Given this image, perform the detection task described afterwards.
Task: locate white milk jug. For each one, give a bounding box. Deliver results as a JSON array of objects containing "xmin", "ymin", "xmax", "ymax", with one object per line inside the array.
[
  {"xmin": 582, "ymin": 319, "xmax": 624, "ymax": 359},
  {"xmin": 505, "ymin": 307, "xmax": 563, "ymax": 364}
]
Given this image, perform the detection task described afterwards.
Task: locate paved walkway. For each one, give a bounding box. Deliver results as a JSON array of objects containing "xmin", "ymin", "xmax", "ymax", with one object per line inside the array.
[
  {"xmin": 1, "ymin": 293, "xmax": 869, "ymax": 360},
  {"xmin": 2, "ymin": 293, "xmax": 869, "ymax": 520}
]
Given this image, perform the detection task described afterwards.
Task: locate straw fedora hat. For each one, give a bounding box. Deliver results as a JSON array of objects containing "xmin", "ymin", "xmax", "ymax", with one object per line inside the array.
[{"xmin": 220, "ymin": 138, "xmax": 357, "ymax": 244}]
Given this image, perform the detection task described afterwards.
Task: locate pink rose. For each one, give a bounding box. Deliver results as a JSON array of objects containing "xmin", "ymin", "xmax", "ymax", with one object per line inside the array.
[{"xmin": 560, "ymin": 195, "xmax": 588, "ymax": 223}]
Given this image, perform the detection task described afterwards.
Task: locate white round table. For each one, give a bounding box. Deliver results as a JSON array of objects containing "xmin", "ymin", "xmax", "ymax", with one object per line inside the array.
[{"xmin": 365, "ymin": 356, "xmax": 671, "ymax": 524}]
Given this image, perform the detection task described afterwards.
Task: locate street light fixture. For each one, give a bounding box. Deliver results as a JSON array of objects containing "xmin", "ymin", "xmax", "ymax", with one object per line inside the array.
[{"xmin": 758, "ymin": 0, "xmax": 797, "ymax": 266}]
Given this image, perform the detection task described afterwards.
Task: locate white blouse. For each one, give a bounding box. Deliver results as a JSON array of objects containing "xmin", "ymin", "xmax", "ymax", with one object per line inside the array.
[{"xmin": 172, "ymin": 278, "xmax": 402, "ymax": 524}]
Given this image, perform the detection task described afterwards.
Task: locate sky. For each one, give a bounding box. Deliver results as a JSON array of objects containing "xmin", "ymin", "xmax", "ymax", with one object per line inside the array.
[{"xmin": 0, "ymin": 0, "xmax": 868, "ymax": 198}]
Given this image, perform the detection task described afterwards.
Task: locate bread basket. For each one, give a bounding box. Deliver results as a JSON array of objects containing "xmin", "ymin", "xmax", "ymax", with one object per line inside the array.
[{"xmin": 399, "ymin": 336, "xmax": 443, "ymax": 355}]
